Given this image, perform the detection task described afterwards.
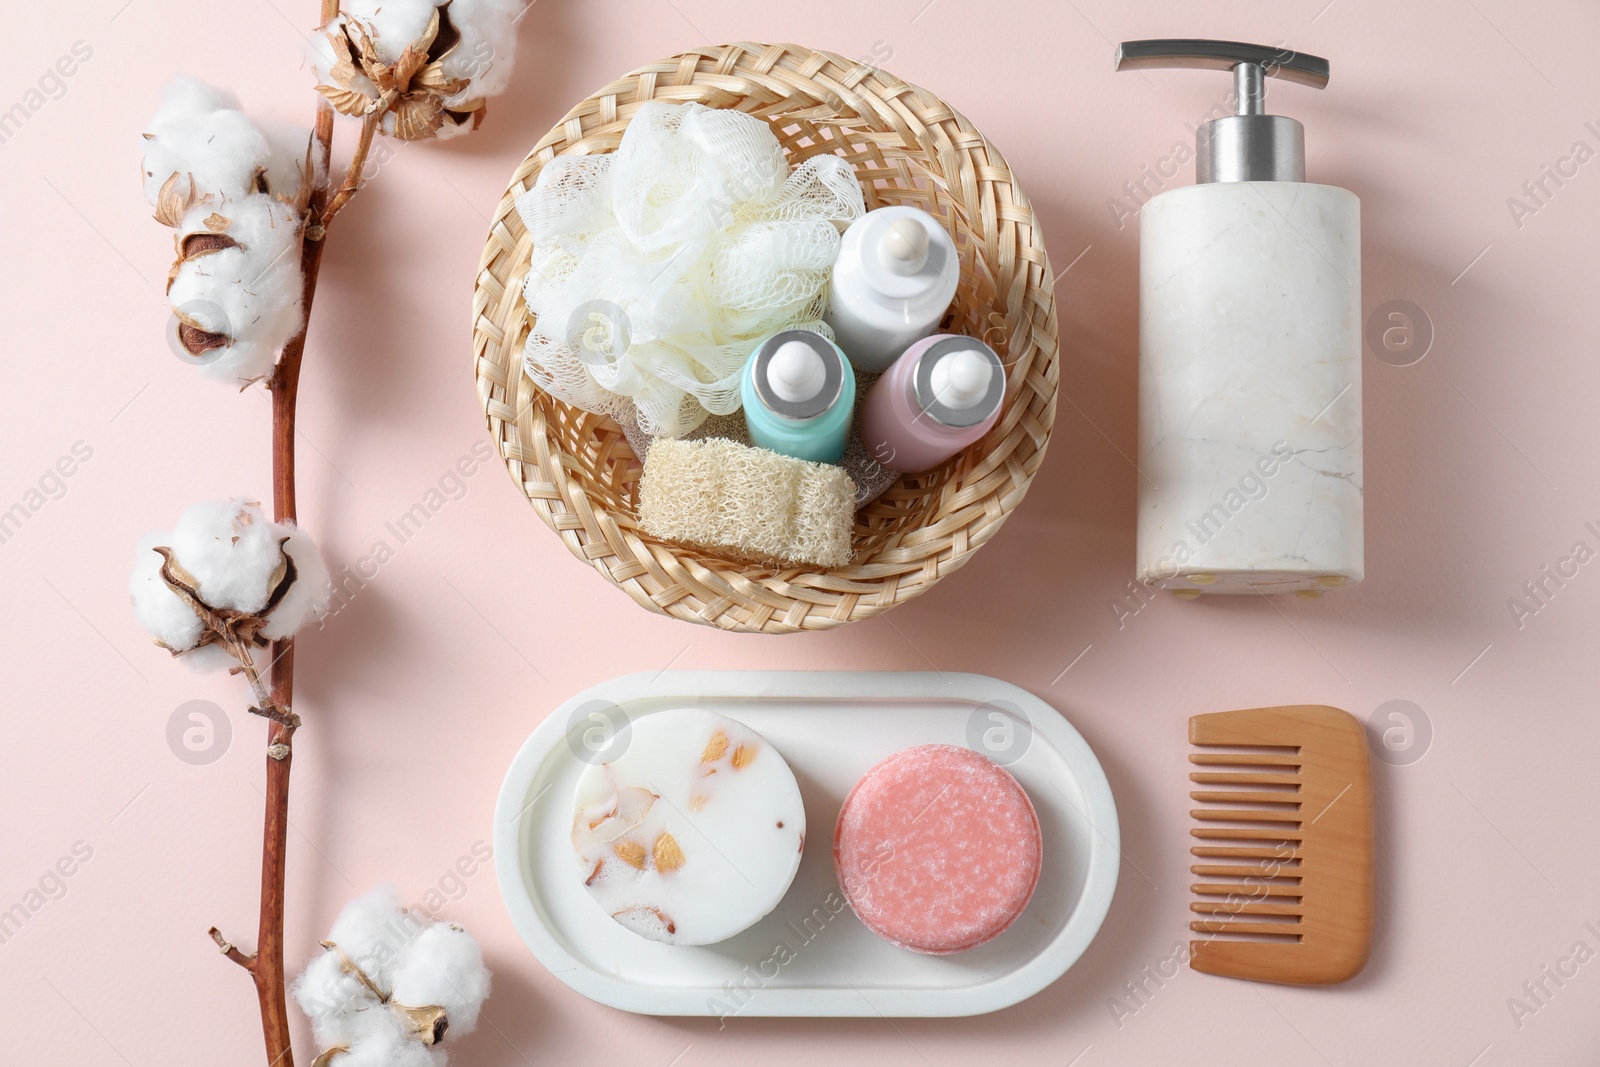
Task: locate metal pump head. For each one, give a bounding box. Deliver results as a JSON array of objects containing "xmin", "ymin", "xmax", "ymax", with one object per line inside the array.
[{"xmin": 1114, "ymin": 39, "xmax": 1330, "ymax": 184}]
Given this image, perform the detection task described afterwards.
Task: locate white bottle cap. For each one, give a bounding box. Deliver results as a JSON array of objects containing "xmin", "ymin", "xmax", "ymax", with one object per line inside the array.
[
  {"xmin": 878, "ymin": 216, "xmax": 931, "ymax": 275},
  {"xmin": 930, "ymin": 348, "xmax": 994, "ymax": 410},
  {"xmin": 767, "ymin": 339, "xmax": 827, "ymax": 403}
]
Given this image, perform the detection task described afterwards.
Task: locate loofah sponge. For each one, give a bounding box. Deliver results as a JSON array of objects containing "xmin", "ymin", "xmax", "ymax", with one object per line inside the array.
[
  {"xmin": 617, "ymin": 368, "xmax": 900, "ymax": 511},
  {"xmin": 638, "ymin": 438, "xmax": 855, "ymax": 568},
  {"xmin": 515, "ymin": 102, "xmax": 865, "ymax": 437}
]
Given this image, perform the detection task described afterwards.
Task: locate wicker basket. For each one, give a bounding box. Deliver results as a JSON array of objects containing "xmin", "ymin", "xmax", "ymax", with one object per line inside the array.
[{"xmin": 472, "ymin": 43, "xmax": 1059, "ymax": 634}]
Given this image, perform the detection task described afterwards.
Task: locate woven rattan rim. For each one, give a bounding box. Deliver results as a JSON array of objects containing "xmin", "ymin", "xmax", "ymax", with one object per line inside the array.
[{"xmin": 472, "ymin": 42, "xmax": 1059, "ymax": 634}]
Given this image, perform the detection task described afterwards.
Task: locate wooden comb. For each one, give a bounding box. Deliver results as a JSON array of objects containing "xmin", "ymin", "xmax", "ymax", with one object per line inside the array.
[{"xmin": 1187, "ymin": 704, "xmax": 1374, "ymax": 985}]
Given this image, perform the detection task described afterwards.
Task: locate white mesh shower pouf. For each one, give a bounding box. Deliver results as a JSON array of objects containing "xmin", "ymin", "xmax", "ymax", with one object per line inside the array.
[{"xmin": 515, "ymin": 102, "xmax": 866, "ymax": 437}]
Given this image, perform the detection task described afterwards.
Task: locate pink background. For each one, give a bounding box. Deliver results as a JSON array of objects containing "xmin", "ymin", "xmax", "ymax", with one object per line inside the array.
[{"xmin": 6, "ymin": 0, "xmax": 1600, "ymax": 1063}]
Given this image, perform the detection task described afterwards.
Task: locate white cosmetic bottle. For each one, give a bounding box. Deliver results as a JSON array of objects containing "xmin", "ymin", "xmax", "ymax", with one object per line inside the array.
[
  {"xmin": 1117, "ymin": 40, "xmax": 1362, "ymax": 598},
  {"xmin": 825, "ymin": 206, "xmax": 959, "ymax": 372}
]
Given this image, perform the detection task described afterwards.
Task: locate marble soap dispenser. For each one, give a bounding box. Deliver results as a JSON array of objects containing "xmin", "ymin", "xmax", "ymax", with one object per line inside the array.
[{"xmin": 1116, "ymin": 40, "xmax": 1362, "ymax": 598}]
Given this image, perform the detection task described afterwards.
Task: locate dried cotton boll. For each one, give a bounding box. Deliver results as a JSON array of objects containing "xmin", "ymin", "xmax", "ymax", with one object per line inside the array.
[
  {"xmin": 390, "ymin": 924, "xmax": 491, "ymax": 1037},
  {"xmin": 167, "ymin": 195, "xmax": 304, "ymax": 385},
  {"xmin": 311, "ymin": 0, "xmax": 520, "ymax": 142},
  {"xmin": 294, "ymin": 886, "xmax": 412, "ymax": 1050},
  {"xmin": 128, "ymin": 499, "xmax": 330, "ymax": 665},
  {"xmin": 297, "ymin": 886, "xmax": 492, "ymax": 1066},
  {"xmin": 141, "ymin": 76, "xmax": 313, "ymax": 220}
]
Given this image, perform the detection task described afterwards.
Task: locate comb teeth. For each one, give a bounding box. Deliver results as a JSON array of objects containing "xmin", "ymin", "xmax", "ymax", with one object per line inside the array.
[
  {"xmin": 1186, "ymin": 705, "xmax": 1374, "ymax": 985},
  {"xmin": 1191, "ymin": 846, "xmax": 1302, "ymax": 859},
  {"xmin": 1188, "ymin": 739, "xmax": 1306, "ymax": 945},
  {"xmin": 1190, "ymin": 789, "xmax": 1299, "ymax": 805}
]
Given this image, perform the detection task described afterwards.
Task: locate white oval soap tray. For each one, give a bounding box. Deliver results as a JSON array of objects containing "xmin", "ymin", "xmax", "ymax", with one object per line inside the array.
[{"xmin": 492, "ymin": 670, "xmax": 1119, "ymax": 1017}]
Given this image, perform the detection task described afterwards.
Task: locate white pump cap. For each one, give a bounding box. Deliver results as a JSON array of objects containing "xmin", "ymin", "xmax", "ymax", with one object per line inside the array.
[
  {"xmin": 766, "ymin": 339, "xmax": 827, "ymax": 403},
  {"xmin": 930, "ymin": 348, "xmax": 994, "ymax": 410},
  {"xmin": 877, "ymin": 216, "xmax": 931, "ymax": 275}
]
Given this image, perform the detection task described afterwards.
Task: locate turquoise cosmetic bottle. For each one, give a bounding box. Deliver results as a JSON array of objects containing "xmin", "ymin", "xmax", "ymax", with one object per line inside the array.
[{"xmin": 740, "ymin": 330, "xmax": 856, "ymax": 464}]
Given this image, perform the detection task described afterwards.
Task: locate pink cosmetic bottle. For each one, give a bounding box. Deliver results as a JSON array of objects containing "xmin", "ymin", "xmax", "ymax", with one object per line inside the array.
[{"xmin": 859, "ymin": 335, "xmax": 1006, "ymax": 474}]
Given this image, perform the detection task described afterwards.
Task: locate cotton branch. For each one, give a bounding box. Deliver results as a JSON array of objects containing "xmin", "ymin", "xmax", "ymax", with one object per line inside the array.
[{"xmin": 211, "ymin": 926, "xmax": 258, "ymax": 972}]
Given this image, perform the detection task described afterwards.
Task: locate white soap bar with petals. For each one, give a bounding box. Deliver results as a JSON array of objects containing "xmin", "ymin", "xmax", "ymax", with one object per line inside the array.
[{"xmin": 571, "ymin": 709, "xmax": 805, "ymax": 945}]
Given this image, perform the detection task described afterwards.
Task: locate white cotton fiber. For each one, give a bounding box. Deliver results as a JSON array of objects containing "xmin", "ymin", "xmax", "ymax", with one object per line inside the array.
[
  {"xmin": 516, "ymin": 102, "xmax": 865, "ymax": 436},
  {"xmin": 437, "ymin": 0, "xmax": 522, "ymax": 106},
  {"xmin": 164, "ymin": 499, "xmax": 288, "ymax": 615},
  {"xmin": 390, "ymin": 925, "xmax": 491, "ymax": 1037},
  {"xmin": 328, "ymin": 1008, "xmax": 445, "ymax": 1067},
  {"xmin": 323, "ymin": 884, "xmax": 420, "ymax": 988},
  {"xmin": 335, "ymin": 0, "xmax": 438, "ymax": 62},
  {"xmin": 129, "ymin": 500, "xmax": 331, "ymax": 666},
  {"xmin": 167, "ymin": 195, "xmax": 304, "ymax": 385},
  {"xmin": 309, "ymin": 0, "xmax": 520, "ymax": 141},
  {"xmin": 259, "ymin": 119, "xmax": 321, "ymax": 207},
  {"xmin": 129, "ymin": 530, "xmax": 206, "ymax": 653},
  {"xmin": 142, "ymin": 76, "xmax": 312, "ymax": 207},
  {"xmin": 261, "ymin": 528, "xmax": 332, "ymax": 640},
  {"xmin": 293, "ymin": 947, "xmax": 378, "ymax": 1048},
  {"xmin": 296, "ymin": 885, "xmax": 492, "ymax": 1066}
]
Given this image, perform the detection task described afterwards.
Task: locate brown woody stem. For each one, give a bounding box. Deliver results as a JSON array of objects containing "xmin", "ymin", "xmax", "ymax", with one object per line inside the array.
[
  {"xmin": 211, "ymin": 926, "xmax": 257, "ymax": 971},
  {"xmin": 223, "ymin": 634, "xmax": 298, "ymax": 726},
  {"xmin": 320, "ymin": 91, "xmax": 394, "ymax": 228},
  {"xmin": 227, "ymin": 4, "xmax": 342, "ymax": 1065}
]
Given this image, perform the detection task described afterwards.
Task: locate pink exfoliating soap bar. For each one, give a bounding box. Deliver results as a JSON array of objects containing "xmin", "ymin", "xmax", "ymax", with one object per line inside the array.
[{"xmin": 833, "ymin": 744, "xmax": 1042, "ymax": 954}]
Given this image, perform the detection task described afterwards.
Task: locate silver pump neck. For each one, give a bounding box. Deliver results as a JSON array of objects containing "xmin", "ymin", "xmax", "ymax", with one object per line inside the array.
[{"xmin": 1114, "ymin": 39, "xmax": 1330, "ymax": 185}]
